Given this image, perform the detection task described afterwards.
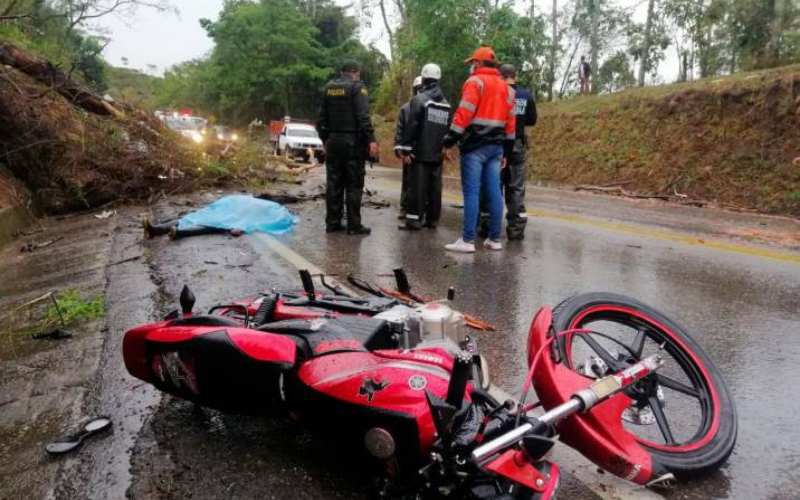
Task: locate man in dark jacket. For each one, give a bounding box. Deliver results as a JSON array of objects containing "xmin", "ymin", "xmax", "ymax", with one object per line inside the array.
[
  {"xmin": 394, "ymin": 76, "xmax": 423, "ymax": 219},
  {"xmin": 499, "ymin": 63, "xmax": 537, "ymax": 239},
  {"xmin": 477, "ymin": 63, "xmax": 537, "ymax": 240},
  {"xmin": 316, "ymin": 59, "xmax": 378, "ymax": 236},
  {"xmin": 396, "ymin": 64, "xmax": 451, "ymax": 230}
]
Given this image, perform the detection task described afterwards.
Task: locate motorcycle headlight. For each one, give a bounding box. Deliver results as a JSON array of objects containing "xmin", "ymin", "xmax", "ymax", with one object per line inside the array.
[
  {"xmin": 217, "ymin": 134, "xmax": 224, "ymax": 140},
  {"xmin": 191, "ymin": 132, "xmax": 203, "ymax": 144},
  {"xmin": 232, "ymin": 133, "xmax": 238, "ymax": 141}
]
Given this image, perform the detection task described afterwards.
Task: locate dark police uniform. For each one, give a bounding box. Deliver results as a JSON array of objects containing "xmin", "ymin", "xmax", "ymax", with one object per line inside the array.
[
  {"xmin": 317, "ymin": 75, "xmax": 376, "ymax": 233},
  {"xmin": 503, "ymin": 84, "xmax": 537, "ymax": 239},
  {"xmin": 479, "ymin": 83, "xmax": 537, "ymax": 239},
  {"xmin": 396, "ymin": 83, "xmax": 451, "ymax": 229},
  {"xmin": 393, "ymin": 102, "xmax": 412, "ymax": 216}
]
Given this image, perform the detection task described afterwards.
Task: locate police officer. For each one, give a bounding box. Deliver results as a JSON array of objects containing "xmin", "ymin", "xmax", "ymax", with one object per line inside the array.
[
  {"xmin": 394, "ymin": 76, "xmax": 424, "ymax": 220},
  {"xmin": 396, "ymin": 64, "xmax": 451, "ymax": 230},
  {"xmin": 317, "ymin": 59, "xmax": 378, "ymax": 235},
  {"xmin": 478, "ymin": 63, "xmax": 537, "ymax": 240}
]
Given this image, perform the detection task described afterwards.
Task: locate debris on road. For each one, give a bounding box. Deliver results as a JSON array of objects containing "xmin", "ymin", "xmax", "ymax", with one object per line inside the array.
[
  {"xmin": 30, "ymin": 328, "xmax": 72, "ymax": 340},
  {"xmin": 20, "ymin": 236, "xmax": 64, "ymax": 253},
  {"xmin": 45, "ymin": 416, "xmax": 112, "ymax": 456},
  {"xmin": 94, "ymin": 210, "xmax": 117, "ymax": 220}
]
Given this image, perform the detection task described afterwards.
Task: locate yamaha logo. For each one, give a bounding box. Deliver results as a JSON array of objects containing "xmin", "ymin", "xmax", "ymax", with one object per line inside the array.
[{"xmin": 408, "ymin": 374, "xmax": 427, "ymax": 391}]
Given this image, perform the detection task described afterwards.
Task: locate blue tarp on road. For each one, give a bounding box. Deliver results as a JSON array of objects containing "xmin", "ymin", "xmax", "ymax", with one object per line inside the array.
[{"xmin": 177, "ymin": 195, "xmax": 297, "ymax": 235}]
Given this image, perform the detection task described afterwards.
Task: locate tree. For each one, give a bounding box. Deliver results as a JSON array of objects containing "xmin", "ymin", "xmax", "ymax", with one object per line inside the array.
[{"xmin": 638, "ymin": 0, "xmax": 656, "ymax": 86}]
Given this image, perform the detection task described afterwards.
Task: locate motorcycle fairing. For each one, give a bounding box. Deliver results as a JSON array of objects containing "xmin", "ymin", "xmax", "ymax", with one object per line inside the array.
[
  {"xmin": 123, "ymin": 323, "xmax": 296, "ymax": 414},
  {"xmin": 526, "ymin": 308, "xmax": 666, "ymax": 485},
  {"xmin": 293, "ymin": 350, "xmax": 470, "ymax": 458}
]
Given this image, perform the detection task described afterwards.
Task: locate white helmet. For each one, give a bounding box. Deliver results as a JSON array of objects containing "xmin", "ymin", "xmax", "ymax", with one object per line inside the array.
[
  {"xmin": 412, "ymin": 76, "xmax": 423, "ymax": 88},
  {"xmin": 420, "ymin": 63, "xmax": 441, "ymax": 80}
]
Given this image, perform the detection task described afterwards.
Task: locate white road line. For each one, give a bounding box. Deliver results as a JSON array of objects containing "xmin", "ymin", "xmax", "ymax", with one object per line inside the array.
[
  {"xmin": 253, "ymin": 232, "xmax": 660, "ymax": 500},
  {"xmin": 251, "ymin": 233, "xmax": 358, "ymax": 296}
]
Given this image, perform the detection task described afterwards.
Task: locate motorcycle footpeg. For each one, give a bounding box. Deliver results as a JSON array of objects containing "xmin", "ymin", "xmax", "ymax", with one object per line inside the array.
[{"xmin": 646, "ymin": 473, "xmax": 677, "ymax": 490}]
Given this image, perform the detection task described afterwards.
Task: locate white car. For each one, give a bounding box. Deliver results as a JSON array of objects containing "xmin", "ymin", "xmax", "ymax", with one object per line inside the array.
[
  {"xmin": 165, "ymin": 118, "xmax": 205, "ymax": 145},
  {"xmin": 276, "ymin": 124, "xmax": 324, "ymax": 162}
]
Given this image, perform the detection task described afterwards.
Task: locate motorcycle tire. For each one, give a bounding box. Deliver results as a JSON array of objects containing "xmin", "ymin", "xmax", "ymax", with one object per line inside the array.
[{"xmin": 550, "ymin": 293, "xmax": 737, "ymax": 479}]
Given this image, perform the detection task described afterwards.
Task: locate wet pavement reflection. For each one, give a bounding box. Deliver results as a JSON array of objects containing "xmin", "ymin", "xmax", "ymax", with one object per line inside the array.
[{"xmin": 276, "ymin": 183, "xmax": 800, "ymax": 500}]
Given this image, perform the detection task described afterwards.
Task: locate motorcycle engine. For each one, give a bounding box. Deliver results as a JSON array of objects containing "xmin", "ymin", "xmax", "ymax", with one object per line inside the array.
[{"xmin": 375, "ymin": 303, "xmax": 470, "ymax": 353}]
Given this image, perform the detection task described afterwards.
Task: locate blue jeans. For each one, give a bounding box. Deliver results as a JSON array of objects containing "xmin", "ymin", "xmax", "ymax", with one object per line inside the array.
[{"xmin": 460, "ymin": 143, "xmax": 503, "ymax": 242}]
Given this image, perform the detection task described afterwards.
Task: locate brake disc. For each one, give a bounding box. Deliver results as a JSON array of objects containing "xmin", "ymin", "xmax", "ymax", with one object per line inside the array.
[
  {"xmin": 622, "ymin": 386, "xmax": 666, "ymax": 425},
  {"xmin": 578, "ymin": 355, "xmax": 666, "ymax": 426}
]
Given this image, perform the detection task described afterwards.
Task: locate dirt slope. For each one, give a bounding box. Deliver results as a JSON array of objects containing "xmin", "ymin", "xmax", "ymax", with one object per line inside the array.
[
  {"xmin": 0, "ymin": 51, "xmax": 203, "ymax": 214},
  {"xmin": 530, "ymin": 66, "xmax": 800, "ymax": 216},
  {"xmin": 377, "ymin": 65, "xmax": 800, "ymax": 217}
]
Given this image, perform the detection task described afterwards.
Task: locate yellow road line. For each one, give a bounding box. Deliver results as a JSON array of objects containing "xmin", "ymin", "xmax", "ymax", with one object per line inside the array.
[{"xmin": 371, "ymin": 179, "xmax": 800, "ymax": 266}]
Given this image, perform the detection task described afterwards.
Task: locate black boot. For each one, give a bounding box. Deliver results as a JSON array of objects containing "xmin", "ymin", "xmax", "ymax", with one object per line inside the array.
[{"xmin": 347, "ymin": 225, "xmax": 371, "ymax": 235}]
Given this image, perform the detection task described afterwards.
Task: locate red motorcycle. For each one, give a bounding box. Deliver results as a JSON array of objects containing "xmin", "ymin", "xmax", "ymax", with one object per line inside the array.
[{"xmin": 123, "ymin": 272, "xmax": 736, "ymax": 499}]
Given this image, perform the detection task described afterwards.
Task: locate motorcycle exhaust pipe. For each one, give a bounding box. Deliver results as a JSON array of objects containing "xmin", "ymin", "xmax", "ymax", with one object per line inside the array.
[{"xmin": 472, "ymin": 355, "xmax": 664, "ymax": 463}]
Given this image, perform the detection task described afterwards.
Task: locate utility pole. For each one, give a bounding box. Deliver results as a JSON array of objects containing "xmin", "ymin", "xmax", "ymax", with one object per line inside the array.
[{"xmin": 638, "ymin": 0, "xmax": 655, "ymax": 87}]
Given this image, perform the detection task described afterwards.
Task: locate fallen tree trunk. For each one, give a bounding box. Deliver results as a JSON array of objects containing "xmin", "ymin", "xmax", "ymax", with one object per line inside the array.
[{"xmin": 0, "ymin": 41, "xmax": 123, "ymax": 118}]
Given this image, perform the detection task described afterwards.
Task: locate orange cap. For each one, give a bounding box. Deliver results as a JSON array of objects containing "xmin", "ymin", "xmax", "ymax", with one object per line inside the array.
[{"xmin": 464, "ymin": 47, "xmax": 497, "ymax": 63}]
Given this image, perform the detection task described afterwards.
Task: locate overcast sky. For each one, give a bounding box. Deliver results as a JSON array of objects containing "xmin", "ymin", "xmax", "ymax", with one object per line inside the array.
[{"xmin": 96, "ymin": 0, "xmax": 674, "ymax": 82}]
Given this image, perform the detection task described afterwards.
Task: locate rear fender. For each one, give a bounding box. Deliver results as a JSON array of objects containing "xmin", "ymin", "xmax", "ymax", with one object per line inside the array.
[{"xmin": 526, "ymin": 308, "xmax": 663, "ymax": 484}]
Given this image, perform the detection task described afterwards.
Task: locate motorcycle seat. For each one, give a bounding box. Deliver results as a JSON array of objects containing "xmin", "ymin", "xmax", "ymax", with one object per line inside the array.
[
  {"xmin": 257, "ymin": 316, "xmax": 395, "ymax": 359},
  {"xmin": 169, "ymin": 315, "xmax": 242, "ymax": 328}
]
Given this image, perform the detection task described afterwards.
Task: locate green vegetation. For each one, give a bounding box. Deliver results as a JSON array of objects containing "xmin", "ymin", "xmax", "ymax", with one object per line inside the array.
[
  {"xmin": 152, "ymin": 0, "xmax": 387, "ymax": 125},
  {"xmin": 46, "ymin": 289, "xmax": 106, "ymax": 327},
  {"xmin": 528, "ymin": 65, "xmax": 800, "ymax": 216},
  {"xmin": 106, "ymin": 67, "xmax": 160, "ymax": 109}
]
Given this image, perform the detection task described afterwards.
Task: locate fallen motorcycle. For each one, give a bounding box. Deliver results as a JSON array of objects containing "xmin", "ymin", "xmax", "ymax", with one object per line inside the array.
[{"xmin": 123, "ymin": 272, "xmax": 737, "ymax": 499}]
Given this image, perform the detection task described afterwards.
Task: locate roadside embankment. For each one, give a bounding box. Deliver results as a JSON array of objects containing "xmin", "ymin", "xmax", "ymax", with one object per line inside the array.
[{"xmin": 377, "ymin": 65, "xmax": 800, "ymax": 217}]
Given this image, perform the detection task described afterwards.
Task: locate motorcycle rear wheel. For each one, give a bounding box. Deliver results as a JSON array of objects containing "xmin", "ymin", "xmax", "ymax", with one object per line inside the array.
[{"xmin": 550, "ymin": 293, "xmax": 737, "ymax": 479}]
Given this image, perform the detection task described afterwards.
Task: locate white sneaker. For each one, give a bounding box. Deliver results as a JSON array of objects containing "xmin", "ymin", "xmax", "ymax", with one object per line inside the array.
[
  {"xmin": 445, "ymin": 238, "xmax": 476, "ymax": 253},
  {"xmin": 483, "ymin": 238, "xmax": 503, "ymax": 251}
]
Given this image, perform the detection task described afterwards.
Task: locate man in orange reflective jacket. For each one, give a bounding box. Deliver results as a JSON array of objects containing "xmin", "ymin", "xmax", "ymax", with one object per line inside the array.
[{"xmin": 442, "ymin": 47, "xmax": 516, "ymax": 253}]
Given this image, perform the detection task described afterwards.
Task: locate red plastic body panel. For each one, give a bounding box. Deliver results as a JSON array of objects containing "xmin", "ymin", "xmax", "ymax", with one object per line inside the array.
[
  {"xmin": 295, "ymin": 349, "xmax": 470, "ymax": 457},
  {"xmin": 123, "ymin": 322, "xmax": 297, "ymax": 383},
  {"xmin": 526, "ymin": 307, "xmax": 658, "ymax": 484},
  {"xmin": 484, "ymin": 449, "xmax": 548, "ymax": 493}
]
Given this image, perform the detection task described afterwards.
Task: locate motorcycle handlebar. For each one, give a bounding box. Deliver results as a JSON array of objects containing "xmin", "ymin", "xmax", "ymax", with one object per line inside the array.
[{"xmin": 471, "ymin": 354, "xmax": 664, "ymax": 464}]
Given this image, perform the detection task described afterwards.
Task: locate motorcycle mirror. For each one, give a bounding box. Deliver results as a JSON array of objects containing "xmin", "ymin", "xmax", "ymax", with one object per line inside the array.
[
  {"xmin": 447, "ymin": 286, "xmax": 455, "ymax": 301},
  {"xmin": 180, "ymin": 285, "xmax": 195, "ymax": 315},
  {"xmin": 299, "ymin": 269, "xmax": 316, "ymax": 300},
  {"xmin": 393, "ymin": 268, "xmax": 411, "ymax": 295}
]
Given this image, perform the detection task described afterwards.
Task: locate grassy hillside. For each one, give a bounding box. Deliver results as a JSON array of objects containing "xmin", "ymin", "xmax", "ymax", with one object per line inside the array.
[
  {"xmin": 530, "ymin": 65, "xmax": 800, "ymax": 216},
  {"xmin": 106, "ymin": 67, "xmax": 161, "ymax": 110},
  {"xmin": 377, "ymin": 65, "xmax": 800, "ymax": 216}
]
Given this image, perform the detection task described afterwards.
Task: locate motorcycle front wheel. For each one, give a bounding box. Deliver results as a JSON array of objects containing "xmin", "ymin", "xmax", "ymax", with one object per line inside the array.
[{"xmin": 550, "ymin": 293, "xmax": 737, "ymax": 479}]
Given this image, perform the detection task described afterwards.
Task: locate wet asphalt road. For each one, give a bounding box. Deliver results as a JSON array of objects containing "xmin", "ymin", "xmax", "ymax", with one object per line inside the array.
[
  {"xmin": 1, "ymin": 166, "xmax": 798, "ymax": 500},
  {"xmin": 270, "ymin": 168, "xmax": 800, "ymax": 500}
]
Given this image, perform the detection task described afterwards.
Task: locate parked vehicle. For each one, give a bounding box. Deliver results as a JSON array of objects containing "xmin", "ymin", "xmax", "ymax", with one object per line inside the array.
[
  {"xmin": 213, "ymin": 125, "xmax": 239, "ymax": 143},
  {"xmin": 269, "ymin": 118, "xmax": 324, "ymax": 162},
  {"xmin": 123, "ymin": 272, "xmax": 736, "ymax": 499},
  {"xmin": 164, "ymin": 117, "xmax": 205, "ymax": 145}
]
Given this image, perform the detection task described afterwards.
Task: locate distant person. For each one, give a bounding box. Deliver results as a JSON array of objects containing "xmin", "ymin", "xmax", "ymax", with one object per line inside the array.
[
  {"xmin": 442, "ymin": 47, "xmax": 516, "ymax": 253},
  {"xmin": 479, "ymin": 63, "xmax": 537, "ymax": 240},
  {"xmin": 396, "ymin": 64, "xmax": 451, "ymax": 231},
  {"xmin": 317, "ymin": 59, "xmax": 378, "ymax": 236},
  {"xmin": 394, "ymin": 76, "xmax": 424, "ymax": 220},
  {"xmin": 579, "ymin": 56, "xmax": 591, "ymax": 94}
]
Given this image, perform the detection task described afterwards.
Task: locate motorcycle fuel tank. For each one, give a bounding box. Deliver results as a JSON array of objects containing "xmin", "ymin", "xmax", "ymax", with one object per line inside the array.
[{"xmin": 285, "ymin": 349, "xmax": 470, "ymax": 465}]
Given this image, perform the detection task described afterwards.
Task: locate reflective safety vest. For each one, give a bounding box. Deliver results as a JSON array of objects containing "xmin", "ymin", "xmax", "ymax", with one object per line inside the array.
[{"xmin": 449, "ymin": 67, "xmax": 516, "ymax": 153}]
